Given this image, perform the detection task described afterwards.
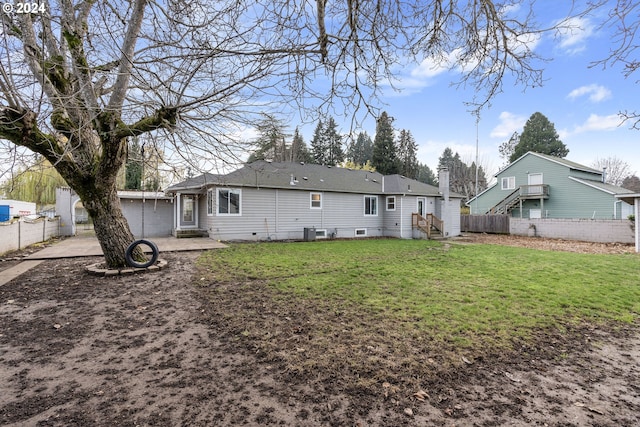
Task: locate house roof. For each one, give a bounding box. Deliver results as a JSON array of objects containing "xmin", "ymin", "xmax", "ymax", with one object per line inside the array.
[
  {"xmin": 117, "ymin": 191, "xmax": 172, "ymax": 200},
  {"xmin": 166, "ymin": 161, "xmax": 458, "ymax": 197},
  {"xmin": 501, "ymin": 152, "xmax": 603, "ymax": 176},
  {"xmin": 568, "ymin": 177, "xmax": 634, "ymax": 195}
]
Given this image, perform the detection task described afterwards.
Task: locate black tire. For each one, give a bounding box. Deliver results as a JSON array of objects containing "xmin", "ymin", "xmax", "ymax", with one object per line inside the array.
[{"xmin": 125, "ymin": 239, "xmax": 159, "ymax": 268}]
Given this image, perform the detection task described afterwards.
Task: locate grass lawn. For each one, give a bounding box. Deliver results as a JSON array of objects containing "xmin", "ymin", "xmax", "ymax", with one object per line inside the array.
[{"xmin": 198, "ymin": 238, "xmax": 640, "ymax": 352}]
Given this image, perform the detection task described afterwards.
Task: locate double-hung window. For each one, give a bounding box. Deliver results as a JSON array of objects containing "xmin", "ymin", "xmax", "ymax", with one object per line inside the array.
[
  {"xmin": 217, "ymin": 188, "xmax": 241, "ymax": 215},
  {"xmin": 386, "ymin": 196, "xmax": 396, "ymax": 211},
  {"xmin": 501, "ymin": 176, "xmax": 516, "ymax": 190},
  {"xmin": 310, "ymin": 192, "xmax": 322, "ymax": 209},
  {"xmin": 364, "ymin": 195, "xmax": 378, "ymax": 216}
]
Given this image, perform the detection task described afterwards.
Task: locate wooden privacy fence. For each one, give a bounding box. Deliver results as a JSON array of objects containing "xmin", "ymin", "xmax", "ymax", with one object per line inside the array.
[{"xmin": 461, "ymin": 214, "xmax": 509, "ymax": 234}]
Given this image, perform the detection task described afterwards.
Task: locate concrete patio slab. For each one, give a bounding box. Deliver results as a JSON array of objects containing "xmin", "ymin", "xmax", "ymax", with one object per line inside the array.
[{"xmin": 24, "ymin": 236, "xmax": 227, "ymax": 260}]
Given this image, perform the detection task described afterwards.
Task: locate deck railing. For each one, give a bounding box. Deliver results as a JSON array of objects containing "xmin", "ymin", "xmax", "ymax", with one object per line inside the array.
[{"xmin": 412, "ymin": 213, "xmax": 444, "ymax": 238}]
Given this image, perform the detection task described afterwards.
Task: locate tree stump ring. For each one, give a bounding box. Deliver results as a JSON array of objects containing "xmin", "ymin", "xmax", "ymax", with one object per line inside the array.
[{"xmin": 125, "ymin": 239, "xmax": 160, "ymax": 268}]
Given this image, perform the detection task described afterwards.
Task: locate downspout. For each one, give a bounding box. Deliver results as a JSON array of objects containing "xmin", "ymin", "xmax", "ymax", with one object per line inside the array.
[{"xmin": 400, "ymin": 195, "xmax": 404, "ymax": 239}]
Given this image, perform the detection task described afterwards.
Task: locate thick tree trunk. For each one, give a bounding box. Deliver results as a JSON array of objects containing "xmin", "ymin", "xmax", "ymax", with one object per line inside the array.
[{"xmin": 80, "ymin": 184, "xmax": 137, "ymax": 268}]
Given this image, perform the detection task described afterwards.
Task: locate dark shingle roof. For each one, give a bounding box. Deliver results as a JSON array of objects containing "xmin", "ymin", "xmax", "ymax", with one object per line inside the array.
[{"xmin": 165, "ymin": 161, "xmax": 460, "ymax": 197}]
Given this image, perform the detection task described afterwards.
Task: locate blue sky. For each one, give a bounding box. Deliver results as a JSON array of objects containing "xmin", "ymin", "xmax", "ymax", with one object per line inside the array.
[{"xmin": 313, "ymin": 1, "xmax": 639, "ymax": 180}]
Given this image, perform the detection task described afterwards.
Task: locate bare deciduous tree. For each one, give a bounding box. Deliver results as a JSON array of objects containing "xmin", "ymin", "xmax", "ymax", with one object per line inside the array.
[
  {"xmin": 0, "ymin": 1, "xmax": 581, "ymax": 267},
  {"xmin": 591, "ymin": 156, "xmax": 634, "ymax": 187}
]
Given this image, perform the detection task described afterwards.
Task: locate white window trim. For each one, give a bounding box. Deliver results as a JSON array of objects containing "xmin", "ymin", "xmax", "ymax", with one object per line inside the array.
[
  {"xmin": 310, "ymin": 192, "xmax": 322, "ymax": 209},
  {"xmin": 386, "ymin": 196, "xmax": 396, "ymax": 211},
  {"xmin": 216, "ymin": 188, "xmax": 242, "ymax": 216},
  {"xmin": 364, "ymin": 195, "xmax": 378, "ymax": 216},
  {"xmin": 315, "ymin": 229, "xmax": 327, "ymax": 238},
  {"xmin": 355, "ymin": 228, "xmax": 367, "ymax": 237},
  {"xmin": 501, "ymin": 176, "xmax": 516, "ymax": 190}
]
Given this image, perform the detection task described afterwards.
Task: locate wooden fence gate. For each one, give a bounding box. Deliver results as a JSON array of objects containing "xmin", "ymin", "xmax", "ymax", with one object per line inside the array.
[{"xmin": 460, "ymin": 214, "xmax": 509, "ymax": 234}]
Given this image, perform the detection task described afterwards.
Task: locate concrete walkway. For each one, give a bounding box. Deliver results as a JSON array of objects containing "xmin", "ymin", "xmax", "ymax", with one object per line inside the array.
[{"xmin": 0, "ymin": 235, "xmax": 227, "ymax": 286}]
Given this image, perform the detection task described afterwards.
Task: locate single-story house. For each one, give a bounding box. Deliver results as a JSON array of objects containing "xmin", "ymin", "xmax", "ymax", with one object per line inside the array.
[
  {"xmin": 467, "ymin": 152, "xmax": 634, "ymax": 219},
  {"xmin": 164, "ymin": 160, "xmax": 463, "ymax": 241}
]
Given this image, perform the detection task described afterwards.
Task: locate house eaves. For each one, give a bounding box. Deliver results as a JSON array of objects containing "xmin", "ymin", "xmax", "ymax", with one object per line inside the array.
[{"xmin": 568, "ymin": 176, "xmax": 634, "ymax": 195}]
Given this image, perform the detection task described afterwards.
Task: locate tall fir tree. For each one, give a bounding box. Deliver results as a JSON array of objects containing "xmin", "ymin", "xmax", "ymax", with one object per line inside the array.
[
  {"xmin": 510, "ymin": 112, "xmax": 568, "ymax": 163},
  {"xmin": 324, "ymin": 117, "xmax": 345, "ymax": 166},
  {"xmin": 372, "ymin": 111, "xmax": 399, "ymax": 175},
  {"xmin": 290, "ymin": 127, "xmax": 312, "ymax": 163},
  {"xmin": 248, "ymin": 118, "xmax": 288, "ymax": 162},
  {"xmin": 397, "ymin": 129, "xmax": 419, "ymax": 178},
  {"xmin": 415, "ymin": 162, "xmax": 437, "ymax": 186},
  {"xmin": 310, "ymin": 119, "xmax": 328, "ymax": 165},
  {"xmin": 347, "ymin": 131, "xmax": 373, "ymax": 165}
]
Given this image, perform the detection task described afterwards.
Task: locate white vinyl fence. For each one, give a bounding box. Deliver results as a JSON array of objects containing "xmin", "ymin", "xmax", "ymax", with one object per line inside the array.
[{"xmin": 0, "ymin": 218, "xmax": 60, "ymax": 255}]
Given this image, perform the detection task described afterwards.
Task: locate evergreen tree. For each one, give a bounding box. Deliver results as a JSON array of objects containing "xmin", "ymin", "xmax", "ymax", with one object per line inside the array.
[
  {"xmin": 397, "ymin": 129, "xmax": 419, "ymax": 178},
  {"xmin": 415, "ymin": 162, "xmax": 437, "ymax": 186},
  {"xmin": 125, "ymin": 139, "xmax": 143, "ymax": 190},
  {"xmin": 438, "ymin": 148, "xmax": 488, "ymax": 202},
  {"xmin": 510, "ymin": 112, "xmax": 568, "ymax": 162},
  {"xmin": 248, "ymin": 117, "xmax": 288, "ymax": 162},
  {"xmin": 324, "ymin": 117, "xmax": 345, "ymax": 166},
  {"xmin": 347, "ymin": 131, "xmax": 373, "ymax": 165},
  {"xmin": 372, "ymin": 111, "xmax": 399, "ymax": 175},
  {"xmin": 290, "ymin": 127, "xmax": 312, "ymax": 163},
  {"xmin": 310, "ymin": 119, "xmax": 328, "ymax": 164}
]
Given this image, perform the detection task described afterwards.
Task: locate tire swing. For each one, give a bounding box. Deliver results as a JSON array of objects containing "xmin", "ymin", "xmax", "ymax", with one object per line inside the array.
[
  {"xmin": 125, "ymin": 239, "xmax": 159, "ymax": 268},
  {"xmin": 124, "ymin": 141, "xmax": 159, "ymax": 269}
]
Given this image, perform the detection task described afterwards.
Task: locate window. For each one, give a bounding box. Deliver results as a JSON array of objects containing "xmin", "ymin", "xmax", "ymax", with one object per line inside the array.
[
  {"xmin": 355, "ymin": 228, "xmax": 367, "ymax": 237},
  {"xmin": 501, "ymin": 176, "xmax": 516, "ymax": 190},
  {"xmin": 386, "ymin": 196, "xmax": 396, "ymax": 211},
  {"xmin": 310, "ymin": 192, "xmax": 322, "ymax": 209},
  {"xmin": 182, "ymin": 195, "xmax": 194, "ymax": 222},
  {"xmin": 364, "ymin": 195, "xmax": 378, "ymax": 216},
  {"xmin": 207, "ymin": 190, "xmax": 214, "ymax": 216},
  {"xmin": 217, "ymin": 188, "xmax": 241, "ymax": 215},
  {"xmin": 315, "ymin": 229, "xmax": 327, "ymax": 238}
]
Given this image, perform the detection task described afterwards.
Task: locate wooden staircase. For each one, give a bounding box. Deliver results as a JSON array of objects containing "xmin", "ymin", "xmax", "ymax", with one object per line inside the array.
[
  {"xmin": 488, "ymin": 188, "xmax": 520, "ymax": 214},
  {"xmin": 412, "ymin": 213, "xmax": 444, "ymax": 239}
]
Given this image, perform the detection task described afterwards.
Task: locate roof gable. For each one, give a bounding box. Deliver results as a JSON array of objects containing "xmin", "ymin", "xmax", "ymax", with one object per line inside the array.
[{"xmin": 498, "ymin": 152, "xmax": 602, "ymax": 177}]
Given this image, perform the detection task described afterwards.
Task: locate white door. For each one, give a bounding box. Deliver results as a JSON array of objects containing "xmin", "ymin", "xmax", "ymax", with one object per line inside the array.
[{"xmin": 528, "ymin": 173, "xmax": 543, "ymax": 195}]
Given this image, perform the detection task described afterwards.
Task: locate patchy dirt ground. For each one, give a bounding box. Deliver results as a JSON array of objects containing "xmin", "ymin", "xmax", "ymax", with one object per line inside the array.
[{"xmin": 1, "ymin": 235, "xmax": 639, "ymax": 426}]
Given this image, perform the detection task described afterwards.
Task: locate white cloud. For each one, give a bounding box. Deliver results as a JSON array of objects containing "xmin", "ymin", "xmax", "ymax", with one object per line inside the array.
[
  {"xmin": 489, "ymin": 112, "xmax": 527, "ymax": 139},
  {"xmin": 567, "ymin": 84, "xmax": 612, "ymax": 103},
  {"xmin": 555, "ymin": 16, "xmax": 594, "ymax": 55},
  {"xmin": 572, "ymin": 114, "xmax": 622, "ymax": 133}
]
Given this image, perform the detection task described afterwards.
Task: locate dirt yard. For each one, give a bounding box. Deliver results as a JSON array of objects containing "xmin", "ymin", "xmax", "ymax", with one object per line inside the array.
[{"xmin": 1, "ymin": 235, "xmax": 639, "ymax": 426}]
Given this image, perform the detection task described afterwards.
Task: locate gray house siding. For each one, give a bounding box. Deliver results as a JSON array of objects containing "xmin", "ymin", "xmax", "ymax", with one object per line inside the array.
[
  {"xmin": 206, "ymin": 187, "xmax": 390, "ymax": 241},
  {"xmin": 168, "ymin": 161, "xmax": 462, "ymax": 241},
  {"xmin": 121, "ymin": 198, "xmax": 174, "ymax": 237}
]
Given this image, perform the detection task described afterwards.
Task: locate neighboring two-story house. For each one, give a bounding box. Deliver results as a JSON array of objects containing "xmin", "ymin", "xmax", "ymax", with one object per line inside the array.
[{"xmin": 467, "ymin": 152, "xmax": 634, "ymax": 219}]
